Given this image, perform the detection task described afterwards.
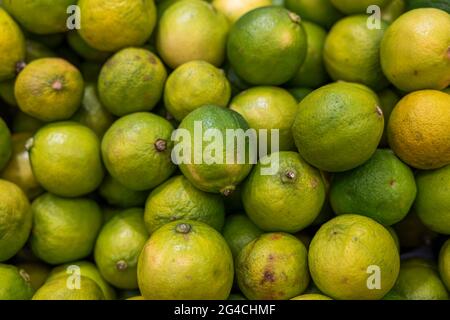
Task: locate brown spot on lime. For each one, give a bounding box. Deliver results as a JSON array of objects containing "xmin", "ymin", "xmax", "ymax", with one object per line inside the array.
[
  {"xmin": 16, "ymin": 61, "xmax": 26, "ymax": 74},
  {"xmin": 413, "ymin": 70, "xmax": 418, "ymax": 76},
  {"xmin": 341, "ymin": 277, "xmax": 348, "ymax": 284},
  {"xmin": 376, "ymin": 106, "xmax": 383, "ymax": 118},
  {"xmin": 154, "ymin": 139, "xmax": 167, "ymax": 152},
  {"xmin": 390, "ymin": 179, "xmax": 396, "ymax": 187},
  {"xmin": 221, "ymin": 186, "xmax": 235, "ymax": 197},
  {"xmin": 271, "ymin": 233, "xmax": 282, "ymax": 240},
  {"xmin": 176, "ymin": 223, "xmax": 191, "ymax": 234},
  {"xmin": 311, "ymin": 178, "xmax": 319, "ymax": 189},
  {"xmin": 19, "ymin": 269, "xmax": 31, "ymax": 283},
  {"xmin": 52, "ymin": 80, "xmax": 63, "ymax": 91},
  {"xmin": 261, "ymin": 270, "xmax": 275, "ymax": 284},
  {"xmin": 116, "ymin": 260, "xmax": 128, "ymax": 271},
  {"xmin": 148, "ymin": 54, "xmax": 157, "ymax": 64},
  {"xmin": 288, "ymin": 11, "xmax": 301, "ymax": 24},
  {"xmin": 268, "ymin": 254, "xmax": 275, "ymax": 261}
]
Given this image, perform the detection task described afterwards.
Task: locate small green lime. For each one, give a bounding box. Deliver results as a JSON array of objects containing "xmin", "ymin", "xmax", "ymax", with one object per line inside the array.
[
  {"xmin": 33, "ymin": 275, "xmax": 105, "ymax": 300},
  {"xmin": 0, "ymin": 264, "xmax": 34, "ymax": 300},
  {"xmin": 222, "ymin": 214, "xmax": 263, "ymax": 259}
]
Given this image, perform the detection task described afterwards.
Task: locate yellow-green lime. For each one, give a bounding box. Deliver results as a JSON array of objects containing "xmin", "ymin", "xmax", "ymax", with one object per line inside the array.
[
  {"xmin": 32, "ymin": 275, "xmax": 105, "ymax": 300},
  {"xmin": 0, "ymin": 264, "xmax": 34, "ymax": 300},
  {"xmin": 285, "ymin": 0, "xmax": 343, "ymax": 29},
  {"xmin": 212, "ymin": 0, "xmax": 271, "ymax": 24},
  {"xmin": 439, "ymin": 239, "xmax": 450, "ymax": 291}
]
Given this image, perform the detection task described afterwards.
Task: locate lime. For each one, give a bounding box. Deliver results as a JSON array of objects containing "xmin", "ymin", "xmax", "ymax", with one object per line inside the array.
[
  {"xmin": 285, "ymin": 0, "xmax": 343, "ymax": 29},
  {"xmin": 15, "ymin": 262, "xmax": 50, "ymax": 291},
  {"xmin": 0, "ymin": 264, "xmax": 34, "ymax": 300},
  {"xmin": 227, "ymin": 6, "xmax": 307, "ymax": 85},
  {"xmin": 78, "ymin": 0, "xmax": 157, "ymax": 52},
  {"xmin": 380, "ymin": 8, "xmax": 450, "ymax": 92},
  {"xmin": 144, "ymin": 175, "xmax": 225, "ymax": 234},
  {"xmin": 381, "ymin": 0, "xmax": 406, "ymax": 23},
  {"xmin": 330, "ymin": 149, "xmax": 417, "ymax": 226},
  {"xmin": 288, "ymin": 88, "xmax": 313, "ymax": 102},
  {"xmin": 242, "ymin": 152, "xmax": 326, "ymax": 233},
  {"xmin": 28, "ymin": 121, "xmax": 104, "ymax": 197},
  {"xmin": 292, "ymin": 82, "xmax": 384, "ymax": 172},
  {"xmin": 237, "ymin": 232, "xmax": 309, "ymax": 300},
  {"xmin": 230, "ymin": 86, "xmax": 299, "ymax": 151},
  {"xmin": 378, "ymin": 88, "xmax": 401, "ymax": 147},
  {"xmin": 164, "ymin": 60, "xmax": 231, "ymax": 122},
  {"xmin": 101, "ymin": 112, "xmax": 176, "ymax": 191},
  {"xmin": 0, "ymin": 117, "xmax": 12, "ymax": 170},
  {"xmin": 156, "ymin": 0, "xmax": 229, "ymax": 69},
  {"xmin": 291, "ymin": 293, "xmax": 332, "ymax": 300},
  {"xmin": 138, "ymin": 220, "xmax": 234, "ymax": 299},
  {"xmin": 222, "ymin": 214, "xmax": 263, "ymax": 259},
  {"xmin": 212, "ymin": 0, "xmax": 271, "ymax": 23},
  {"xmin": 99, "ymin": 175, "xmax": 147, "ymax": 209},
  {"xmin": 33, "ymin": 275, "xmax": 105, "ymax": 300},
  {"xmin": 309, "ymin": 214, "xmax": 400, "ymax": 300},
  {"xmin": 98, "ymin": 48, "xmax": 167, "ymax": 116},
  {"xmin": 67, "ymin": 31, "xmax": 111, "ymax": 62},
  {"xmin": 15, "ymin": 58, "xmax": 84, "ymax": 122},
  {"xmin": 439, "ymin": 239, "xmax": 450, "ymax": 290},
  {"xmin": 0, "ymin": 179, "xmax": 32, "ymax": 262},
  {"xmin": 30, "ymin": 193, "xmax": 103, "ymax": 264}
]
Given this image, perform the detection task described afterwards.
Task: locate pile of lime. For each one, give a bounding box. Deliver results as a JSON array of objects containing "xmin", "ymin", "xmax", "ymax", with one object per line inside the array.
[{"xmin": 0, "ymin": 0, "xmax": 449, "ymax": 301}]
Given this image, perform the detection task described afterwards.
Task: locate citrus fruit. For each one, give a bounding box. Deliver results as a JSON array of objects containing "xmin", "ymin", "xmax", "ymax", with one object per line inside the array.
[
  {"xmin": 175, "ymin": 105, "xmax": 253, "ymax": 195},
  {"xmin": 387, "ymin": 90, "xmax": 450, "ymax": 169},
  {"xmin": 330, "ymin": 149, "xmax": 417, "ymax": 226},
  {"xmin": 95, "ymin": 208, "xmax": 149, "ymax": 289},
  {"xmin": 330, "ymin": 0, "xmax": 392, "ymax": 14},
  {"xmin": 46, "ymin": 260, "xmax": 116, "ymax": 300},
  {"xmin": 324, "ymin": 15, "xmax": 389, "ymax": 91},
  {"xmin": 156, "ymin": 0, "xmax": 229, "ymax": 69},
  {"xmin": 309, "ymin": 214, "xmax": 400, "ymax": 300},
  {"xmin": 230, "ymin": 86, "xmax": 299, "ymax": 151},
  {"xmin": 291, "ymin": 293, "xmax": 332, "ymax": 300},
  {"xmin": 28, "ymin": 121, "xmax": 104, "ymax": 197},
  {"xmin": 0, "ymin": 8, "xmax": 26, "ymax": 81},
  {"xmin": 67, "ymin": 31, "xmax": 110, "ymax": 63},
  {"xmin": 212, "ymin": 0, "xmax": 271, "ymax": 23},
  {"xmin": 288, "ymin": 21, "xmax": 328, "ymax": 89},
  {"xmin": 99, "ymin": 175, "xmax": 147, "ymax": 208},
  {"xmin": 98, "ymin": 48, "xmax": 167, "ymax": 116},
  {"xmin": 32, "ymin": 275, "xmax": 105, "ymax": 300},
  {"xmin": 393, "ymin": 212, "xmax": 437, "ymax": 249},
  {"xmin": 101, "ymin": 112, "xmax": 176, "ymax": 191},
  {"xmin": 164, "ymin": 60, "xmax": 231, "ymax": 121},
  {"xmin": 387, "ymin": 226, "xmax": 400, "ymax": 251},
  {"xmin": 292, "ymin": 82, "xmax": 384, "ymax": 172},
  {"xmin": 0, "ymin": 180, "xmax": 31, "ymax": 262},
  {"xmin": 1, "ymin": 132, "xmax": 43, "ymax": 199},
  {"xmin": 222, "ymin": 214, "xmax": 263, "ymax": 259},
  {"xmin": 378, "ymin": 88, "xmax": 400, "ymax": 147},
  {"xmin": 15, "ymin": 58, "xmax": 84, "ymax": 122},
  {"xmin": 71, "ymin": 83, "xmax": 115, "ymax": 138},
  {"xmin": 0, "ymin": 264, "xmax": 34, "ymax": 300},
  {"xmin": 414, "ymin": 165, "xmax": 450, "ymax": 234},
  {"xmin": 385, "ymin": 259, "xmax": 449, "ymax": 300},
  {"xmin": 15, "ymin": 262, "xmax": 50, "ymax": 291},
  {"xmin": 0, "ymin": 117, "xmax": 12, "ymax": 170},
  {"xmin": 227, "ymin": 6, "xmax": 307, "ymax": 85},
  {"xmin": 288, "ymin": 87, "xmax": 313, "ymax": 102},
  {"xmin": 138, "ymin": 220, "xmax": 234, "ymax": 299},
  {"xmin": 439, "ymin": 239, "xmax": 450, "ymax": 290},
  {"xmin": 3, "ymin": 0, "xmax": 76, "ymax": 34},
  {"xmin": 236, "ymin": 232, "xmax": 309, "ymax": 300},
  {"xmin": 78, "ymin": 0, "xmax": 157, "ymax": 52},
  {"xmin": 30, "ymin": 193, "xmax": 103, "ymax": 264},
  {"xmin": 144, "ymin": 175, "xmax": 225, "ymax": 234},
  {"xmin": 285, "ymin": 0, "xmax": 343, "ymax": 29},
  {"xmin": 380, "ymin": 8, "xmax": 450, "ymax": 92},
  {"xmin": 242, "ymin": 152, "xmax": 326, "ymax": 233}
]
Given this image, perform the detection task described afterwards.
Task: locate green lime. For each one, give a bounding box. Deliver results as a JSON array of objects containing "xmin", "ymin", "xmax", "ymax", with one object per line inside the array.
[
  {"xmin": 99, "ymin": 175, "xmax": 147, "ymax": 208},
  {"xmin": 98, "ymin": 48, "xmax": 167, "ymax": 116},
  {"xmin": 385, "ymin": 259, "xmax": 449, "ymax": 300},
  {"xmin": 67, "ymin": 31, "xmax": 111, "ymax": 62},
  {"xmin": 33, "ymin": 275, "xmax": 105, "ymax": 300},
  {"xmin": 330, "ymin": 149, "xmax": 417, "ymax": 226},
  {"xmin": 94, "ymin": 208, "xmax": 149, "ymax": 289},
  {"xmin": 292, "ymin": 82, "xmax": 384, "ymax": 172},
  {"xmin": 101, "ymin": 112, "xmax": 176, "ymax": 191},
  {"xmin": 309, "ymin": 214, "xmax": 400, "ymax": 300},
  {"xmin": 285, "ymin": 0, "xmax": 343, "ymax": 29},
  {"xmin": 156, "ymin": 0, "xmax": 229, "ymax": 69},
  {"xmin": 15, "ymin": 58, "xmax": 84, "ymax": 122},
  {"xmin": 227, "ymin": 6, "xmax": 307, "ymax": 85},
  {"xmin": 439, "ymin": 239, "xmax": 450, "ymax": 291},
  {"xmin": 0, "ymin": 179, "xmax": 32, "ymax": 262},
  {"xmin": 382, "ymin": 0, "xmax": 406, "ymax": 23},
  {"xmin": 288, "ymin": 87, "xmax": 313, "ymax": 102},
  {"xmin": 29, "ymin": 121, "xmax": 104, "ymax": 197},
  {"xmin": 242, "ymin": 152, "xmax": 326, "ymax": 233},
  {"xmin": 176, "ymin": 105, "xmax": 253, "ymax": 195},
  {"xmin": 288, "ymin": 21, "xmax": 328, "ymax": 89},
  {"xmin": 1, "ymin": 133, "xmax": 43, "ymax": 199},
  {"xmin": 414, "ymin": 165, "xmax": 450, "ymax": 234},
  {"xmin": 30, "ymin": 193, "xmax": 103, "ymax": 264},
  {"xmin": 46, "ymin": 260, "xmax": 116, "ymax": 300},
  {"xmin": 144, "ymin": 175, "xmax": 225, "ymax": 234},
  {"xmin": 230, "ymin": 86, "xmax": 299, "ymax": 151},
  {"xmin": 164, "ymin": 60, "xmax": 231, "ymax": 122},
  {"xmin": 237, "ymin": 232, "xmax": 309, "ymax": 300},
  {"xmin": 78, "ymin": 0, "xmax": 157, "ymax": 52},
  {"xmin": 0, "ymin": 264, "xmax": 34, "ymax": 300},
  {"xmin": 0, "ymin": 8, "xmax": 26, "ymax": 81},
  {"xmin": 138, "ymin": 220, "xmax": 234, "ymax": 299},
  {"xmin": 0, "ymin": 117, "xmax": 12, "ymax": 170},
  {"xmin": 221, "ymin": 214, "xmax": 263, "ymax": 260}
]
